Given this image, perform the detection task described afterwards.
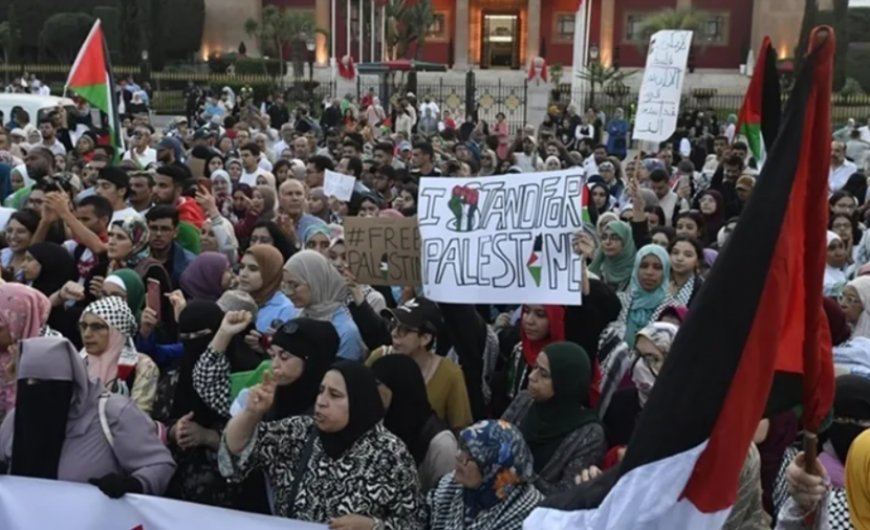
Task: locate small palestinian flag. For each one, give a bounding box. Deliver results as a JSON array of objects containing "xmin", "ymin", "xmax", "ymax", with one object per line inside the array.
[
  {"xmin": 580, "ymin": 183, "xmax": 593, "ymax": 226},
  {"xmin": 527, "ymin": 234, "xmax": 543, "ymax": 287},
  {"xmin": 735, "ymin": 36, "xmax": 781, "ymax": 168},
  {"xmin": 525, "ymin": 26, "xmax": 835, "ymax": 530},
  {"xmin": 65, "ymin": 19, "xmax": 123, "ymax": 163}
]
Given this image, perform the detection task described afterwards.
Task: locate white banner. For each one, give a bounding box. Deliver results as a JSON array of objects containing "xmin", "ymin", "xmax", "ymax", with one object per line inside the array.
[
  {"xmin": 418, "ymin": 170, "xmax": 584, "ymax": 305},
  {"xmin": 323, "ymin": 169, "xmax": 356, "ymax": 201},
  {"xmin": 632, "ymin": 30, "xmax": 694, "ymax": 143},
  {"xmin": 0, "ymin": 476, "xmax": 326, "ymax": 530}
]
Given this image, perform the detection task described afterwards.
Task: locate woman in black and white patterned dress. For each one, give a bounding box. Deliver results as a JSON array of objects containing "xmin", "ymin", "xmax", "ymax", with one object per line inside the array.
[{"xmin": 219, "ymin": 359, "xmax": 425, "ymax": 529}]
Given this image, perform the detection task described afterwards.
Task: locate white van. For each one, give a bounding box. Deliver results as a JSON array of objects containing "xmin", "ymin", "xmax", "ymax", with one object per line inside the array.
[{"xmin": 0, "ymin": 94, "xmax": 76, "ymax": 128}]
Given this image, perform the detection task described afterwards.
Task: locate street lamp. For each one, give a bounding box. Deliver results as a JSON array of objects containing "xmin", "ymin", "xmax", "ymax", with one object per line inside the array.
[
  {"xmin": 140, "ymin": 49, "xmax": 151, "ymax": 84},
  {"xmin": 305, "ymin": 34, "xmax": 316, "ymax": 82},
  {"xmin": 589, "ymin": 43, "xmax": 599, "ymax": 63}
]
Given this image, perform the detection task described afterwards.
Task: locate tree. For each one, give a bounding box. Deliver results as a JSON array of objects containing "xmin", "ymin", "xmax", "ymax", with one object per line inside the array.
[
  {"xmin": 640, "ymin": 7, "xmax": 705, "ymax": 35},
  {"xmin": 244, "ymin": 6, "xmax": 326, "ymax": 85},
  {"xmin": 574, "ymin": 61, "xmax": 636, "ymax": 108},
  {"xmin": 385, "ymin": 0, "xmax": 435, "ymax": 60},
  {"xmin": 40, "ymin": 12, "xmax": 95, "ymax": 64}
]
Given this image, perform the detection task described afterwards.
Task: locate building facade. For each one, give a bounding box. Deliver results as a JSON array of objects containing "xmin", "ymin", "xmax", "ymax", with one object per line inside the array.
[{"xmin": 204, "ymin": 0, "xmax": 818, "ymax": 71}]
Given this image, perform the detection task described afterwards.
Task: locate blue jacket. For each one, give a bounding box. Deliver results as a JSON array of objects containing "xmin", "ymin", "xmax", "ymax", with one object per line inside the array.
[{"xmin": 169, "ymin": 242, "xmax": 196, "ymax": 289}]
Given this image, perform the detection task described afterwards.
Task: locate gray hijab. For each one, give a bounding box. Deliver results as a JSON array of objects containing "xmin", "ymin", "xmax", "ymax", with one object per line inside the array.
[{"xmin": 283, "ymin": 250, "xmax": 348, "ymax": 321}]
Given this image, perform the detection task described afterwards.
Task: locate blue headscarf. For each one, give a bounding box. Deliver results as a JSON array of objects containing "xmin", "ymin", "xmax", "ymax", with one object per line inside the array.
[
  {"xmin": 459, "ymin": 420, "xmax": 535, "ymax": 517},
  {"xmin": 624, "ymin": 244, "xmax": 671, "ymax": 347}
]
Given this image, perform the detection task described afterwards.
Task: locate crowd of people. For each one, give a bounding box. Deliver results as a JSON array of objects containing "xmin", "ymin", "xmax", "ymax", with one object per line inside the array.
[{"xmin": 0, "ymin": 76, "xmax": 866, "ymax": 530}]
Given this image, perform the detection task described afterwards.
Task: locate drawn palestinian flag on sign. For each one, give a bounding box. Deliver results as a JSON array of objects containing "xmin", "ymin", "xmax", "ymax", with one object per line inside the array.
[
  {"xmin": 527, "ymin": 234, "xmax": 543, "ymax": 287},
  {"xmin": 379, "ymin": 252, "xmax": 389, "ymax": 282}
]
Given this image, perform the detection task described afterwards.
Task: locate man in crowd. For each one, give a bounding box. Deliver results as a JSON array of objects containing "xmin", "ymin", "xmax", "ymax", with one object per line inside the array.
[
  {"xmin": 38, "ymin": 117, "xmax": 66, "ymax": 157},
  {"xmin": 123, "ymin": 125, "xmax": 157, "ymax": 168},
  {"xmin": 95, "ymin": 167, "xmax": 139, "ymax": 223},
  {"xmin": 145, "ymin": 205, "xmax": 196, "ymax": 288},
  {"xmin": 239, "ymin": 142, "xmax": 268, "ymax": 187}
]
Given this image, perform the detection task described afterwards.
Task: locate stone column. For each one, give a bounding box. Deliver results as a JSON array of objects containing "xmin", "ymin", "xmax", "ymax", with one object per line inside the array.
[
  {"xmin": 454, "ymin": 0, "xmax": 470, "ymax": 70},
  {"xmin": 527, "ymin": 0, "xmax": 541, "ymax": 66},
  {"xmin": 599, "ymin": 0, "xmax": 615, "ymax": 66}
]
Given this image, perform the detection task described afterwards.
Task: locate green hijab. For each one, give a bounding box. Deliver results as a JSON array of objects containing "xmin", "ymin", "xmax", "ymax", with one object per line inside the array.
[
  {"xmin": 589, "ymin": 220, "xmax": 636, "ymax": 290},
  {"xmin": 109, "ymin": 268, "xmax": 145, "ymax": 320},
  {"xmin": 519, "ymin": 341, "xmax": 599, "ymax": 472}
]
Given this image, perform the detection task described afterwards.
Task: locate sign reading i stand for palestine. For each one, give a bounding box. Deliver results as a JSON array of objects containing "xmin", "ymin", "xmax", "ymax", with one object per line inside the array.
[
  {"xmin": 632, "ymin": 30, "xmax": 694, "ymax": 144},
  {"xmin": 417, "ymin": 170, "xmax": 585, "ymax": 306}
]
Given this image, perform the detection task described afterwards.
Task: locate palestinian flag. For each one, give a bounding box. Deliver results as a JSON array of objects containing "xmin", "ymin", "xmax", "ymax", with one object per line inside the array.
[
  {"xmin": 580, "ymin": 183, "xmax": 593, "ymax": 226},
  {"xmin": 735, "ymin": 36, "xmax": 781, "ymax": 168},
  {"xmin": 527, "ymin": 234, "xmax": 543, "ymax": 287},
  {"xmin": 525, "ymin": 26, "xmax": 835, "ymax": 530},
  {"xmin": 64, "ymin": 19, "xmax": 123, "ymax": 163}
]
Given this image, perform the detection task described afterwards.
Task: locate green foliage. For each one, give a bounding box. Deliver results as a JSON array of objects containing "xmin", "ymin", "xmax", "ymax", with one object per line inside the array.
[
  {"xmin": 40, "ymin": 12, "xmax": 95, "ymax": 63},
  {"xmin": 244, "ymin": 6, "xmax": 325, "ymax": 83},
  {"xmin": 840, "ymin": 77, "xmax": 865, "ymax": 97},
  {"xmin": 385, "ymin": 0, "xmax": 435, "ymax": 60},
  {"xmin": 235, "ymin": 58, "xmax": 282, "ymax": 76},
  {"xmin": 641, "ymin": 8, "xmax": 705, "ymax": 34}
]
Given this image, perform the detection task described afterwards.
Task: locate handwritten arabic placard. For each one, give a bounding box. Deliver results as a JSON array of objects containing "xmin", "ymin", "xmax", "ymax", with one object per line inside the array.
[
  {"xmin": 417, "ymin": 170, "xmax": 584, "ymax": 305},
  {"xmin": 632, "ymin": 30, "xmax": 694, "ymax": 144}
]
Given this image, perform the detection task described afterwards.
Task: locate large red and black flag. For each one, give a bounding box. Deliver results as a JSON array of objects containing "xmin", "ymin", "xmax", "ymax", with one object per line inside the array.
[{"xmin": 525, "ymin": 27, "xmax": 835, "ymax": 530}]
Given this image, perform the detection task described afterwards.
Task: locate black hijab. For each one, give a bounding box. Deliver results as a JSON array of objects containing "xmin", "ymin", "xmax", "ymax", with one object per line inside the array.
[
  {"xmin": 172, "ymin": 300, "xmax": 225, "ymax": 426},
  {"xmin": 29, "ymin": 242, "xmax": 78, "ymax": 296},
  {"xmin": 827, "ymin": 375, "xmax": 870, "ymax": 462},
  {"xmin": 317, "ymin": 361, "xmax": 385, "ymax": 460},
  {"xmin": 267, "ymin": 318, "xmax": 339, "ymax": 420},
  {"xmin": 371, "ymin": 354, "xmax": 443, "ymax": 465}
]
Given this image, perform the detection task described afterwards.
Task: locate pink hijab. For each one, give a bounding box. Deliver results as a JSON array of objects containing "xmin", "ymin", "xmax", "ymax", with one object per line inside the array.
[{"xmin": 0, "ymin": 284, "xmax": 52, "ymax": 415}]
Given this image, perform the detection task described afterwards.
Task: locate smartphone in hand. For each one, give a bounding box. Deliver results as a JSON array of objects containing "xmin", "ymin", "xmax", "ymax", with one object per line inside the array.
[{"xmin": 147, "ymin": 278, "xmax": 162, "ymax": 322}]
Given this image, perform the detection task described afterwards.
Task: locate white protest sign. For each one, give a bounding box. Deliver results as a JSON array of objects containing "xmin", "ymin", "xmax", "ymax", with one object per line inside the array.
[
  {"xmin": 418, "ymin": 170, "xmax": 584, "ymax": 305},
  {"xmin": 323, "ymin": 169, "xmax": 356, "ymax": 201},
  {"xmin": 632, "ymin": 30, "xmax": 693, "ymax": 143},
  {"xmin": 0, "ymin": 476, "xmax": 327, "ymax": 530}
]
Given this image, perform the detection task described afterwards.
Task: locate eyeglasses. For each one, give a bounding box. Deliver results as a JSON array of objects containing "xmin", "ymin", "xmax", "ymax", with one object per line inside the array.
[
  {"xmin": 601, "ymin": 233, "xmax": 623, "ymax": 243},
  {"xmin": 250, "ymin": 235, "xmax": 273, "ymax": 244},
  {"xmin": 389, "ymin": 318, "xmax": 420, "ymax": 337},
  {"xmin": 79, "ymin": 322, "xmax": 109, "ymax": 333}
]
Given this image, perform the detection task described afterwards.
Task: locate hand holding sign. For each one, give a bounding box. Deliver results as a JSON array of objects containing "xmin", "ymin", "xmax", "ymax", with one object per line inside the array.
[{"xmin": 323, "ymin": 170, "xmax": 356, "ymax": 202}]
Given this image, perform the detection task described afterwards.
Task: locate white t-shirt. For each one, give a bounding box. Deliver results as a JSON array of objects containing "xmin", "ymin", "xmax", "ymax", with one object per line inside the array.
[
  {"xmin": 830, "ymin": 160, "xmax": 858, "ymax": 193},
  {"xmin": 240, "ymin": 167, "xmax": 267, "ymax": 187},
  {"xmin": 43, "ymin": 139, "xmax": 66, "ymax": 157},
  {"xmin": 123, "ymin": 147, "xmax": 157, "ymax": 168},
  {"xmin": 111, "ymin": 206, "xmax": 141, "ymax": 224}
]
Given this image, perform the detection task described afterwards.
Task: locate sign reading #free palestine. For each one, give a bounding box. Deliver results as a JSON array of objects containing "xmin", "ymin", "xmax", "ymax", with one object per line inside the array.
[{"xmin": 418, "ymin": 170, "xmax": 584, "ymax": 305}]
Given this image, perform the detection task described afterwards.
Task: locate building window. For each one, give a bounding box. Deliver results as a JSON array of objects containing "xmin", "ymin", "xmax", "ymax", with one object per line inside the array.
[
  {"xmin": 624, "ymin": 12, "xmax": 653, "ymax": 44},
  {"xmin": 427, "ymin": 13, "xmax": 448, "ymax": 41},
  {"xmin": 554, "ymin": 13, "xmax": 575, "ymax": 42},
  {"xmin": 701, "ymin": 12, "xmax": 729, "ymax": 46}
]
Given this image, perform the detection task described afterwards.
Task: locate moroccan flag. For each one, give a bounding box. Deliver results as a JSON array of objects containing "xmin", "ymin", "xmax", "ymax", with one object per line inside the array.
[
  {"xmin": 735, "ymin": 36, "xmax": 781, "ymax": 168},
  {"xmin": 65, "ymin": 20, "xmax": 123, "ymax": 163},
  {"xmin": 526, "ymin": 234, "xmax": 543, "ymax": 287},
  {"xmin": 525, "ymin": 26, "xmax": 835, "ymax": 530}
]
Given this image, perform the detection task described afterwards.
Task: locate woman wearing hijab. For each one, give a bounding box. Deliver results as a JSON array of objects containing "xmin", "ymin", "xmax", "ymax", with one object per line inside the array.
[
  {"xmin": 0, "ymin": 336, "xmax": 175, "ymax": 496},
  {"xmin": 616, "ymin": 244, "xmax": 671, "ymax": 348},
  {"xmin": 102, "ymin": 269, "xmax": 146, "ymax": 320},
  {"xmin": 663, "ymin": 236, "xmax": 705, "ymax": 312},
  {"xmin": 371, "ymin": 354, "xmax": 458, "ymax": 492},
  {"xmin": 220, "ymin": 360, "xmax": 425, "ymax": 528},
  {"xmin": 307, "ymin": 187, "xmax": 332, "ymax": 225},
  {"xmin": 502, "ymin": 341, "xmax": 604, "ymax": 495},
  {"xmin": 0, "ymin": 284, "xmax": 56, "ymax": 422},
  {"xmin": 164, "ymin": 301, "xmax": 240, "ymax": 507},
  {"xmin": 426, "ymin": 419, "xmax": 543, "ymax": 530},
  {"xmin": 238, "ymin": 245, "xmax": 296, "ymax": 333},
  {"xmin": 504, "ymin": 305, "xmax": 565, "ymax": 404},
  {"xmin": 283, "ymin": 250, "xmax": 364, "ymax": 361},
  {"xmin": 79, "ymin": 296, "xmax": 159, "ymax": 415},
  {"xmin": 180, "ymin": 251, "xmax": 232, "ymax": 302},
  {"xmin": 22, "ymin": 242, "xmax": 78, "ymax": 335},
  {"xmin": 303, "ymin": 223, "xmax": 332, "ymax": 257},
  {"xmin": 250, "ymin": 220, "xmax": 295, "ymax": 262},
  {"xmin": 210, "ymin": 169, "xmax": 234, "ymax": 217},
  {"xmin": 773, "ymin": 375, "xmax": 870, "ymax": 529},
  {"xmin": 589, "ymin": 220, "xmax": 637, "ymax": 292},
  {"xmin": 3, "ymin": 164, "xmax": 33, "ymax": 209},
  {"xmin": 826, "ymin": 231, "xmax": 850, "ymax": 298},
  {"xmin": 840, "ymin": 276, "xmax": 870, "ymax": 340},
  {"xmin": 106, "ymin": 216, "xmax": 173, "ymax": 289},
  {"xmin": 697, "ymin": 190, "xmax": 725, "ymax": 247}
]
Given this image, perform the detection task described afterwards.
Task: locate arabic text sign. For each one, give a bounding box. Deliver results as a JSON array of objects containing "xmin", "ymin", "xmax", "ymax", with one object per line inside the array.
[
  {"xmin": 418, "ymin": 170, "xmax": 584, "ymax": 305},
  {"xmin": 344, "ymin": 216, "xmax": 421, "ymax": 286},
  {"xmin": 632, "ymin": 30, "xmax": 694, "ymax": 143},
  {"xmin": 323, "ymin": 169, "xmax": 356, "ymax": 201}
]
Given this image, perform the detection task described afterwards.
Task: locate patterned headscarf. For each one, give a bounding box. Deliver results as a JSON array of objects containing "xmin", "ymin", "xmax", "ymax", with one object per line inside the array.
[
  {"xmin": 110, "ymin": 216, "xmax": 150, "ymax": 267},
  {"xmin": 0, "ymin": 284, "xmax": 51, "ymax": 415},
  {"xmin": 81, "ymin": 296, "xmax": 138, "ymax": 339},
  {"xmin": 80, "ymin": 296, "xmax": 139, "ymax": 389},
  {"xmin": 459, "ymin": 420, "xmax": 535, "ymax": 517},
  {"xmin": 635, "ymin": 322, "xmax": 679, "ymax": 356}
]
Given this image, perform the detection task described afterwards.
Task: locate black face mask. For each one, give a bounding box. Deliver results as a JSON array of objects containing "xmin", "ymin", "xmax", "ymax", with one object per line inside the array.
[{"xmin": 11, "ymin": 380, "xmax": 73, "ymax": 479}]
